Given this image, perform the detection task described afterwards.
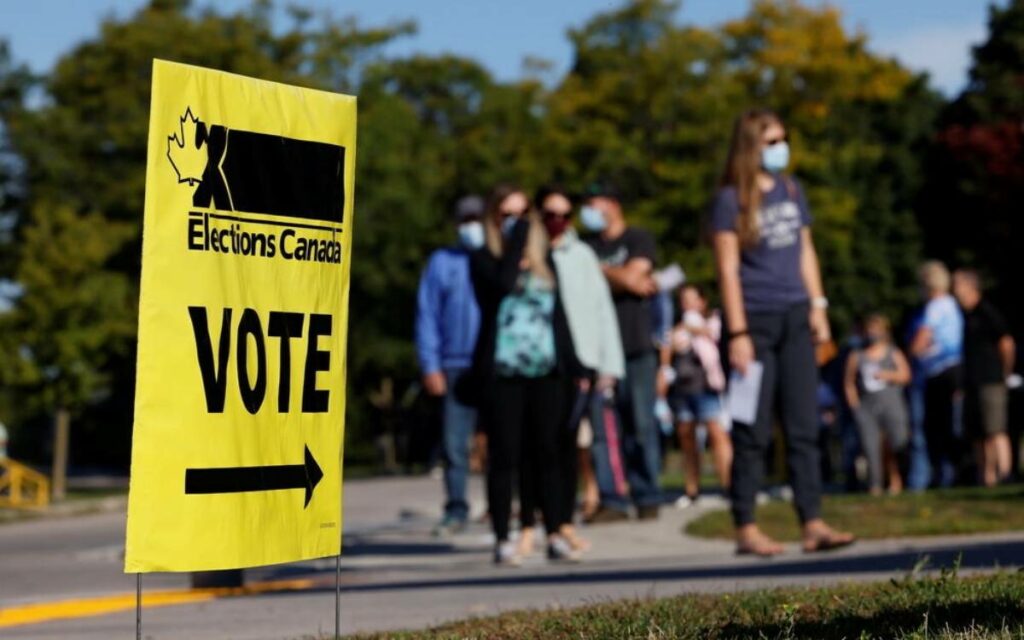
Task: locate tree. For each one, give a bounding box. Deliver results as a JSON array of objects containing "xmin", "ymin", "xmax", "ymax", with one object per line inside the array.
[
  {"xmin": 0, "ymin": 39, "xmax": 34, "ymax": 446},
  {"xmin": 0, "ymin": 0, "xmax": 949, "ymax": 469},
  {"xmin": 926, "ymin": 0, "xmax": 1024, "ymax": 332},
  {"xmin": 0, "ymin": 1, "xmax": 413, "ymax": 466},
  {"xmin": 543, "ymin": 0, "xmax": 939, "ymax": 332}
]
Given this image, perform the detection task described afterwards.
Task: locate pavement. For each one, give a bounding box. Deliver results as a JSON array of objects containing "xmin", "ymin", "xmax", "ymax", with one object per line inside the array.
[{"xmin": 2, "ymin": 474, "xmax": 1024, "ymax": 639}]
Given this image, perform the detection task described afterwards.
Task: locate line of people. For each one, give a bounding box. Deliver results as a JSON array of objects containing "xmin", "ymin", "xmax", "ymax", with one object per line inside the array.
[
  {"xmin": 416, "ymin": 107, "xmax": 856, "ymax": 562},
  {"xmin": 830, "ymin": 261, "xmax": 1019, "ymax": 497}
]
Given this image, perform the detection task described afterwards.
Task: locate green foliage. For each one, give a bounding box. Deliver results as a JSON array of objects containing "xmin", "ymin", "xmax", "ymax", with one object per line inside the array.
[
  {"xmin": 0, "ymin": 0, "xmax": 415, "ymax": 463},
  {"xmin": 926, "ymin": 0, "xmax": 1024, "ymax": 332},
  {"xmin": 0, "ymin": 0, "xmax": 956, "ymax": 465},
  {"xmin": 545, "ymin": 0, "xmax": 940, "ymax": 331}
]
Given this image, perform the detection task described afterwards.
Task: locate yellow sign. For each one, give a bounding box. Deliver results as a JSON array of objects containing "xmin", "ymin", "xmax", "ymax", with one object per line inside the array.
[{"xmin": 124, "ymin": 60, "xmax": 356, "ymax": 573}]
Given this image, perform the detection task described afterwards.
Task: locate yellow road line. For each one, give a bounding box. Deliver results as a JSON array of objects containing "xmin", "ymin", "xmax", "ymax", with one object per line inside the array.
[{"xmin": 0, "ymin": 577, "xmax": 315, "ymax": 629}]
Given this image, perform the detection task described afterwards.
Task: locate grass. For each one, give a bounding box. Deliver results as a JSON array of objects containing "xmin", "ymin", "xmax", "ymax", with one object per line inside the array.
[
  {"xmin": 343, "ymin": 568, "xmax": 1024, "ymax": 639},
  {"xmin": 659, "ymin": 450, "xmax": 725, "ymax": 493},
  {"xmin": 686, "ymin": 484, "xmax": 1024, "ymax": 542}
]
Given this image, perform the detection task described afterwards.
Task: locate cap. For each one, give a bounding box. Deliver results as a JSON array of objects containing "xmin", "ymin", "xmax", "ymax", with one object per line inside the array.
[
  {"xmin": 581, "ymin": 181, "xmax": 622, "ymax": 203},
  {"xmin": 453, "ymin": 195, "xmax": 485, "ymax": 221}
]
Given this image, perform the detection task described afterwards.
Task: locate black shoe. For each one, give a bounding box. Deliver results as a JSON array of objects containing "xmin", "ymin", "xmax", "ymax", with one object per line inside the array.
[
  {"xmin": 637, "ymin": 505, "xmax": 660, "ymax": 521},
  {"xmin": 584, "ymin": 506, "xmax": 629, "ymax": 524}
]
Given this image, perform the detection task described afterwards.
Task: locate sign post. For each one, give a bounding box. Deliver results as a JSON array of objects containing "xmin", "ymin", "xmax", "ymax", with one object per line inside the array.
[{"xmin": 124, "ymin": 60, "xmax": 356, "ymax": 579}]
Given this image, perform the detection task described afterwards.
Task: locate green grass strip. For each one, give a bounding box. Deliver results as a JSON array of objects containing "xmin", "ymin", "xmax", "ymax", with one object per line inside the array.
[
  {"xmin": 349, "ymin": 570, "xmax": 1024, "ymax": 639},
  {"xmin": 686, "ymin": 485, "xmax": 1024, "ymax": 542}
]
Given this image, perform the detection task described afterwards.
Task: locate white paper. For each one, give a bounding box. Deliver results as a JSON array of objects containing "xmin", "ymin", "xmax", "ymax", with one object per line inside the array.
[
  {"xmin": 653, "ymin": 263, "xmax": 685, "ymax": 292},
  {"xmin": 728, "ymin": 361, "xmax": 763, "ymax": 425}
]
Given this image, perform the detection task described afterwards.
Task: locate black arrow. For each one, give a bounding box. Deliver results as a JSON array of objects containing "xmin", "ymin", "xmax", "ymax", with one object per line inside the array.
[{"xmin": 184, "ymin": 445, "xmax": 324, "ymax": 507}]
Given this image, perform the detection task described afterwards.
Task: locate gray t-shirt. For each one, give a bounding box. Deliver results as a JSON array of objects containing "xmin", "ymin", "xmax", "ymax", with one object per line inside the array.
[{"xmin": 710, "ymin": 178, "xmax": 812, "ymax": 313}]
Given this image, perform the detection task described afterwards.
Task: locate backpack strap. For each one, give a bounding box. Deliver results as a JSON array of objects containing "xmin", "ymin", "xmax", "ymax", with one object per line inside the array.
[{"xmin": 783, "ymin": 176, "xmax": 798, "ymax": 201}]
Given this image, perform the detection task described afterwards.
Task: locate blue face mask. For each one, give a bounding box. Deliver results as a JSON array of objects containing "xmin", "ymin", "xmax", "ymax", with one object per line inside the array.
[
  {"xmin": 761, "ymin": 141, "xmax": 790, "ymax": 174},
  {"xmin": 500, "ymin": 215, "xmax": 519, "ymax": 237},
  {"xmin": 458, "ymin": 221, "xmax": 485, "ymax": 250},
  {"xmin": 580, "ymin": 205, "xmax": 607, "ymax": 232}
]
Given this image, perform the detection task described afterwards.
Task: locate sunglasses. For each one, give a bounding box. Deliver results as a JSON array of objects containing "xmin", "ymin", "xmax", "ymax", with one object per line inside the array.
[{"xmin": 541, "ymin": 208, "xmax": 572, "ymax": 220}]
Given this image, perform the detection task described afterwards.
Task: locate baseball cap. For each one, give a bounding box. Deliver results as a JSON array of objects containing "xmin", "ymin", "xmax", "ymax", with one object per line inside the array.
[{"xmin": 453, "ymin": 195, "xmax": 485, "ymax": 221}]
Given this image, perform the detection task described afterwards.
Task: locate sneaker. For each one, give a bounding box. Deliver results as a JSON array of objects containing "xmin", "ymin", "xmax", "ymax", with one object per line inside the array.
[
  {"xmin": 583, "ymin": 506, "xmax": 629, "ymax": 525},
  {"xmin": 431, "ymin": 516, "xmax": 467, "ymax": 538},
  {"xmin": 493, "ymin": 541, "xmax": 522, "ymax": 567},
  {"xmin": 674, "ymin": 494, "xmax": 698, "ymax": 509},
  {"xmin": 547, "ymin": 536, "xmax": 582, "ymax": 563},
  {"xmin": 637, "ymin": 505, "xmax": 660, "ymax": 520}
]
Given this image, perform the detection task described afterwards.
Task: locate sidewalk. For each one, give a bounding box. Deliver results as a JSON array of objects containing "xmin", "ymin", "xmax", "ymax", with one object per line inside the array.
[
  {"xmin": 332, "ymin": 473, "xmax": 733, "ymax": 571},
  {"xmin": 4, "ymin": 473, "xmax": 1024, "ymax": 639}
]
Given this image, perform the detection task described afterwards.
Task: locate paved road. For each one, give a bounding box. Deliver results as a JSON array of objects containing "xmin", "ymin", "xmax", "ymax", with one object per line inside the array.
[{"xmin": 3, "ymin": 475, "xmax": 1024, "ymax": 639}]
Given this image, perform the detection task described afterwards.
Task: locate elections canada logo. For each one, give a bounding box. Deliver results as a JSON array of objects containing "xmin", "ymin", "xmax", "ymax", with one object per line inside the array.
[{"xmin": 167, "ymin": 107, "xmax": 345, "ymax": 264}]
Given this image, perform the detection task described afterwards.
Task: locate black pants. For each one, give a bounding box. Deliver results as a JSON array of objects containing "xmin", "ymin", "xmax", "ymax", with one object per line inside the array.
[
  {"xmin": 731, "ymin": 302, "xmax": 822, "ymax": 526},
  {"xmin": 923, "ymin": 365, "xmax": 961, "ymax": 486},
  {"xmin": 487, "ymin": 375, "xmax": 571, "ymax": 542},
  {"xmin": 520, "ymin": 395, "xmax": 579, "ymax": 531}
]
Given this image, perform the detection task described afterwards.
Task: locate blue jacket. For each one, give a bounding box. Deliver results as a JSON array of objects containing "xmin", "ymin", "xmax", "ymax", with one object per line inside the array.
[{"xmin": 415, "ymin": 247, "xmax": 481, "ymax": 374}]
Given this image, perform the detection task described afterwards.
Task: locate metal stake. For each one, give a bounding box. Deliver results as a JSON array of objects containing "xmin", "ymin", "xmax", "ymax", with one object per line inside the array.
[
  {"xmin": 136, "ymin": 573, "xmax": 142, "ymax": 640},
  {"xmin": 334, "ymin": 553, "xmax": 341, "ymax": 639}
]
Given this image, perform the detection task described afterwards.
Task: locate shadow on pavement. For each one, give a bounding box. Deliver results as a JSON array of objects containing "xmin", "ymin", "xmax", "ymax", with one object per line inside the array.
[{"xmin": 257, "ymin": 538, "xmax": 1024, "ymax": 596}]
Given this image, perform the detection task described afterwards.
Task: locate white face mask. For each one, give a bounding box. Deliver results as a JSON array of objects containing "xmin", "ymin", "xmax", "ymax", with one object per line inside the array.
[
  {"xmin": 457, "ymin": 221, "xmax": 485, "ymax": 250},
  {"xmin": 580, "ymin": 205, "xmax": 607, "ymax": 232},
  {"xmin": 761, "ymin": 140, "xmax": 790, "ymax": 173}
]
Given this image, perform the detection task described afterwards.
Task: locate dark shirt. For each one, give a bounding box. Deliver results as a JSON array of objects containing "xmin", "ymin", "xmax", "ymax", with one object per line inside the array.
[
  {"xmin": 710, "ymin": 178, "xmax": 812, "ymax": 313},
  {"xmin": 962, "ymin": 299, "xmax": 1010, "ymax": 387},
  {"xmin": 584, "ymin": 227, "xmax": 657, "ymax": 357}
]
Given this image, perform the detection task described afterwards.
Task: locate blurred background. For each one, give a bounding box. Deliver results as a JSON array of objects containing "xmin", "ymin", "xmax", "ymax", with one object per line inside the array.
[{"xmin": 0, "ymin": 0, "xmax": 1019, "ymax": 481}]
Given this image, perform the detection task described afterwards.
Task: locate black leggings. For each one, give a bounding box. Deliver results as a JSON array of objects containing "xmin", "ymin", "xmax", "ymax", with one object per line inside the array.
[
  {"xmin": 520, "ymin": 384, "xmax": 580, "ymax": 531},
  {"xmin": 487, "ymin": 376, "xmax": 572, "ymax": 542},
  {"xmin": 730, "ymin": 302, "xmax": 822, "ymax": 526}
]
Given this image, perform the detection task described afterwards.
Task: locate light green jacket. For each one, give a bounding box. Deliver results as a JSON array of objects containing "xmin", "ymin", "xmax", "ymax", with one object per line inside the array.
[{"xmin": 552, "ymin": 230, "xmax": 625, "ymax": 379}]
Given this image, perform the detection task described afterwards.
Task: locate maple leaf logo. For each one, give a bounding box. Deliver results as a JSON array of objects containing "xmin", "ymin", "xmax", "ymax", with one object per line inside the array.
[{"xmin": 167, "ymin": 107, "xmax": 206, "ymax": 187}]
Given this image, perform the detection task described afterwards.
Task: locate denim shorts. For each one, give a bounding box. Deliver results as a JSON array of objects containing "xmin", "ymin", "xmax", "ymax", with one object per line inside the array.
[{"xmin": 671, "ymin": 391, "xmax": 723, "ymax": 423}]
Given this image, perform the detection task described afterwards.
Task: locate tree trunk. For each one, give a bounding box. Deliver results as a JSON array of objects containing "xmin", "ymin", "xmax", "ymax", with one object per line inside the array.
[{"xmin": 52, "ymin": 408, "xmax": 70, "ymax": 501}]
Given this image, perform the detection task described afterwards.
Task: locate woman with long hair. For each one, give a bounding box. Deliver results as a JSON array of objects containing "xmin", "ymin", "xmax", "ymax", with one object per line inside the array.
[
  {"xmin": 469, "ymin": 184, "xmax": 585, "ymax": 565},
  {"xmin": 844, "ymin": 313, "xmax": 912, "ymax": 495},
  {"xmin": 711, "ymin": 108, "xmax": 855, "ymax": 556},
  {"xmin": 527, "ymin": 184, "xmax": 625, "ymax": 555}
]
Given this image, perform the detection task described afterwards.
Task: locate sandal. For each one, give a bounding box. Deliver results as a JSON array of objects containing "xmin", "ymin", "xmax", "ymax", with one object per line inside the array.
[
  {"xmin": 802, "ymin": 531, "xmax": 855, "ymax": 553},
  {"xmin": 736, "ymin": 542, "xmax": 784, "ymax": 557},
  {"xmin": 561, "ymin": 528, "xmax": 592, "ymax": 553},
  {"xmin": 735, "ymin": 530, "xmax": 784, "ymax": 558}
]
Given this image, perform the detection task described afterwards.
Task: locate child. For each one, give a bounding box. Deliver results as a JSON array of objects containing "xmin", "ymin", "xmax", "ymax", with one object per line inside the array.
[
  {"xmin": 843, "ymin": 314, "xmax": 912, "ymax": 495},
  {"xmin": 658, "ymin": 284, "xmax": 732, "ymax": 506}
]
